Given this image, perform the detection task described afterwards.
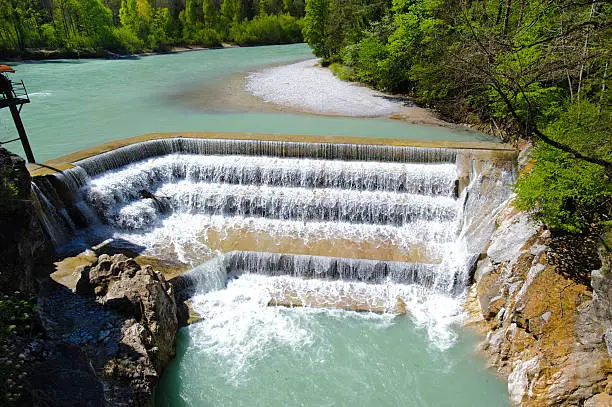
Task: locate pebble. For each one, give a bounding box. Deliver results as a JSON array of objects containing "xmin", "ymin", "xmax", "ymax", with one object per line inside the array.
[{"xmin": 245, "ymin": 59, "xmax": 407, "ymax": 117}]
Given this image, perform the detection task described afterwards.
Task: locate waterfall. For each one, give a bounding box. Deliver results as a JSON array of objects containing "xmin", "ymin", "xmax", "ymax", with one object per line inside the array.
[
  {"xmin": 32, "ymin": 137, "xmax": 513, "ymax": 345},
  {"xmin": 31, "ymin": 182, "xmax": 75, "ymax": 248},
  {"xmin": 73, "ymin": 138, "xmax": 459, "ymax": 176}
]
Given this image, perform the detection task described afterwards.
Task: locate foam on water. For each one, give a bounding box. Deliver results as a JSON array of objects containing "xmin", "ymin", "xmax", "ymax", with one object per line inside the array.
[
  {"xmin": 97, "ymin": 180, "xmax": 457, "ymax": 227},
  {"xmin": 28, "ymin": 91, "xmax": 53, "ymax": 97},
  {"xmin": 83, "ymin": 154, "xmax": 458, "ymax": 196},
  {"xmin": 70, "ymin": 213, "xmax": 457, "ymax": 265},
  {"xmin": 188, "ymin": 271, "xmax": 464, "ymax": 382}
]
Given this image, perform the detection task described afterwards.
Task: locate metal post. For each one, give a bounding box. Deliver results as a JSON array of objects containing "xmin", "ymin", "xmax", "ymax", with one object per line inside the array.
[{"xmin": 8, "ymin": 104, "xmax": 35, "ymax": 163}]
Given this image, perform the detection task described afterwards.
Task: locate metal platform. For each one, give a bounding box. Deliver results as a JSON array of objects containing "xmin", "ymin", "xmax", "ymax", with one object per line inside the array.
[
  {"xmin": 0, "ymin": 97, "xmax": 30, "ymax": 108},
  {"xmin": 0, "ymin": 79, "xmax": 35, "ymax": 162},
  {"xmin": 0, "ymin": 80, "xmax": 30, "ymax": 108}
]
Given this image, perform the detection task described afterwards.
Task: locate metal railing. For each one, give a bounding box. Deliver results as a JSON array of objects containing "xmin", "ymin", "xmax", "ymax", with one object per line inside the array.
[{"xmin": 1, "ymin": 80, "xmax": 30, "ymax": 102}]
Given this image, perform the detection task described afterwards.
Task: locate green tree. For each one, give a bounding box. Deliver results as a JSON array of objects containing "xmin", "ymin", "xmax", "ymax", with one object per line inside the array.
[
  {"xmin": 303, "ymin": 0, "xmax": 328, "ymax": 58},
  {"xmin": 203, "ymin": 0, "xmax": 220, "ymax": 28},
  {"xmin": 0, "ymin": 0, "xmax": 41, "ymax": 51}
]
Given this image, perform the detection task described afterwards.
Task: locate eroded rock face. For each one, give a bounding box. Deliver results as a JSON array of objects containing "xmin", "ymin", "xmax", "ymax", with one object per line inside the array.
[
  {"xmin": 469, "ymin": 205, "xmax": 612, "ymax": 406},
  {"xmin": 73, "ymin": 254, "xmax": 178, "ymax": 405},
  {"xmin": 104, "ymin": 261, "xmax": 178, "ymax": 372},
  {"xmin": 0, "ymin": 147, "xmax": 54, "ymax": 294}
]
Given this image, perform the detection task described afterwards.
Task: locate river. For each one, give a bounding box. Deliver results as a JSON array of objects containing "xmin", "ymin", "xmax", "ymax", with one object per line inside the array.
[
  {"xmin": 3, "ymin": 44, "xmax": 508, "ymax": 406},
  {"xmin": 2, "ymin": 44, "xmax": 495, "ymax": 162}
]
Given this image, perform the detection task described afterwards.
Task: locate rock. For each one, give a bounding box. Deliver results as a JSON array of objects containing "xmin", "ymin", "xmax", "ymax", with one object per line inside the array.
[
  {"xmin": 105, "ymin": 265, "xmax": 178, "ymax": 372},
  {"xmin": 475, "ymin": 263, "xmax": 504, "ymax": 320},
  {"xmin": 526, "ymin": 311, "xmax": 552, "ymax": 337},
  {"xmin": 0, "ymin": 147, "xmax": 54, "ymax": 295},
  {"xmin": 605, "ymin": 328, "xmax": 612, "ymax": 360},
  {"xmin": 70, "ymin": 254, "xmax": 178, "ymax": 404},
  {"xmin": 76, "ymin": 254, "xmax": 178, "ymax": 374},
  {"xmin": 474, "ymin": 257, "xmax": 494, "ymax": 284},
  {"xmin": 75, "ymin": 265, "xmax": 93, "ymax": 296},
  {"xmin": 591, "ymin": 269, "xmax": 612, "ymax": 322},
  {"xmin": 508, "ymin": 356, "xmax": 539, "ymax": 405},
  {"xmin": 23, "ymin": 339, "xmax": 105, "ymax": 407},
  {"xmin": 547, "ymin": 351, "xmax": 609, "ymax": 404},
  {"xmin": 585, "ymin": 392, "xmax": 612, "ymax": 407},
  {"xmin": 486, "ymin": 211, "xmax": 538, "ymax": 264},
  {"xmin": 470, "ymin": 198, "xmax": 612, "ymax": 406}
]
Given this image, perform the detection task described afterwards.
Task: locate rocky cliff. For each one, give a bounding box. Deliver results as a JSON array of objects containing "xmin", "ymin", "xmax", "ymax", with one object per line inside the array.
[
  {"xmin": 467, "ymin": 204, "xmax": 612, "ymax": 406},
  {"xmin": 0, "ymin": 147, "xmax": 54, "ymax": 294}
]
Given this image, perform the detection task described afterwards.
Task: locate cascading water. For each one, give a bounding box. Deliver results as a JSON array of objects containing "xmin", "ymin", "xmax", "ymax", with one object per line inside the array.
[{"xmin": 33, "ymin": 137, "xmax": 513, "ymax": 403}]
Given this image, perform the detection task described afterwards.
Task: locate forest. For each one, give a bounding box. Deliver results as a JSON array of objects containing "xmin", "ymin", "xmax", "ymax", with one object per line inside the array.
[
  {"xmin": 0, "ymin": 0, "xmax": 305, "ymax": 54},
  {"xmin": 303, "ymin": 0, "xmax": 611, "ymax": 234}
]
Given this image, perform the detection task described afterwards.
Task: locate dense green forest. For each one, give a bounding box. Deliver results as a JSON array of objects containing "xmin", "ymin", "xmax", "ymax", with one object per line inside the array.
[
  {"xmin": 303, "ymin": 0, "xmax": 611, "ymax": 233},
  {"xmin": 0, "ymin": 0, "xmax": 305, "ymax": 54}
]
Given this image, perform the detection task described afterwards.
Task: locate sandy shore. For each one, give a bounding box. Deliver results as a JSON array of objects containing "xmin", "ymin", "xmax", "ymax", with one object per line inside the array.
[
  {"xmin": 245, "ymin": 59, "xmax": 408, "ymax": 117},
  {"xmin": 177, "ymin": 58, "xmax": 453, "ymax": 129}
]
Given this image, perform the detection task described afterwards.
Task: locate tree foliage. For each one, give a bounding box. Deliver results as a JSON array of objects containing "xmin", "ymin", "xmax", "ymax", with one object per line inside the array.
[
  {"xmin": 303, "ymin": 0, "xmax": 611, "ymax": 232},
  {"xmin": 0, "ymin": 0, "xmax": 305, "ymax": 54}
]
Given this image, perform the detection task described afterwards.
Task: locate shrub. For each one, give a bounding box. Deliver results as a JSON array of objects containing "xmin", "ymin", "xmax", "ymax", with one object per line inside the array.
[
  {"xmin": 515, "ymin": 101, "xmax": 612, "ymax": 233},
  {"xmin": 231, "ymin": 14, "xmax": 303, "ymax": 46},
  {"xmin": 196, "ymin": 28, "xmax": 222, "ymax": 48},
  {"xmin": 111, "ymin": 26, "xmax": 145, "ymax": 54},
  {"xmin": 515, "ymin": 145, "xmax": 612, "ymax": 234},
  {"xmin": 329, "ymin": 63, "xmax": 357, "ymax": 82}
]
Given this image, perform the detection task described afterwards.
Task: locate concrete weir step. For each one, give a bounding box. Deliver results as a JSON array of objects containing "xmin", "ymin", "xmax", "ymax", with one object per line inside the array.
[
  {"xmin": 266, "ymin": 278, "xmax": 410, "ymax": 314},
  {"xmin": 195, "ymin": 226, "xmax": 445, "ymax": 265},
  {"xmin": 171, "ymin": 251, "xmax": 470, "ymax": 310}
]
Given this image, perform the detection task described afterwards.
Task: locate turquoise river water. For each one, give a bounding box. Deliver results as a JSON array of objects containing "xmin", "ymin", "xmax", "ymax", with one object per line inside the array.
[
  {"xmin": 1, "ymin": 44, "xmax": 495, "ymax": 161},
  {"xmin": 2, "ymin": 44, "xmax": 508, "ymax": 406}
]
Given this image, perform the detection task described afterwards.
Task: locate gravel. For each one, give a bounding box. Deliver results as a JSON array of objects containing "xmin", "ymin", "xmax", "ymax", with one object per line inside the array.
[{"xmin": 245, "ymin": 59, "xmax": 407, "ymax": 117}]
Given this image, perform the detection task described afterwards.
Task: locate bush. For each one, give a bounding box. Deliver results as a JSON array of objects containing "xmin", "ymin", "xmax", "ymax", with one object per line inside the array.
[
  {"xmin": 515, "ymin": 144, "xmax": 612, "ymax": 233},
  {"xmin": 110, "ymin": 27, "xmax": 145, "ymax": 54},
  {"xmin": 39, "ymin": 24, "xmax": 59, "ymax": 49},
  {"xmin": 185, "ymin": 27, "xmax": 221, "ymax": 48},
  {"xmin": 515, "ymin": 101, "xmax": 612, "ymax": 233},
  {"xmin": 329, "ymin": 63, "xmax": 357, "ymax": 82},
  {"xmin": 231, "ymin": 14, "xmax": 303, "ymax": 46}
]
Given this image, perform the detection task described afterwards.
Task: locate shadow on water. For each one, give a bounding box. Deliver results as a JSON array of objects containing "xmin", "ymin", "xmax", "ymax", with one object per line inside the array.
[
  {"xmin": 17, "ymin": 59, "xmax": 89, "ymax": 66},
  {"xmin": 57, "ymin": 237, "xmax": 148, "ymax": 261},
  {"xmin": 91, "ymin": 238, "xmax": 148, "ymax": 258}
]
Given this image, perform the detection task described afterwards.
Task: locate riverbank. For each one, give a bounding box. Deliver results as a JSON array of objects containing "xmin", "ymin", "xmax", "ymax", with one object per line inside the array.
[
  {"xmin": 179, "ymin": 57, "xmax": 460, "ymax": 130},
  {"xmin": 464, "ymin": 143, "xmax": 612, "ymax": 405},
  {"xmin": 0, "ymin": 45, "xmax": 227, "ymax": 62}
]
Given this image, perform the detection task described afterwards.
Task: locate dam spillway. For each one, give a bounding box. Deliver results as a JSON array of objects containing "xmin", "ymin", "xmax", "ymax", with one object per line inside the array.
[{"xmin": 31, "ymin": 133, "xmax": 514, "ymax": 347}]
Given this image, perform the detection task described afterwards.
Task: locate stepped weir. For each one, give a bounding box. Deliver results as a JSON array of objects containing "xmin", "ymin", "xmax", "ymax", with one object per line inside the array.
[{"xmin": 29, "ymin": 132, "xmax": 515, "ymax": 319}]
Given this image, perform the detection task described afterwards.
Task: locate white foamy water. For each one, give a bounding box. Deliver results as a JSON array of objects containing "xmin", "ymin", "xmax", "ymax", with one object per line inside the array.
[
  {"xmin": 84, "ymin": 154, "xmax": 457, "ymax": 198},
  {"xmin": 60, "ymin": 151, "xmax": 462, "ymax": 265},
  {"xmin": 28, "ymin": 91, "xmax": 53, "ymax": 97},
  {"xmin": 76, "ymin": 213, "xmax": 457, "ymax": 265},
  {"xmin": 245, "ymin": 59, "xmax": 407, "ymax": 116},
  {"xmin": 189, "ymin": 271, "xmax": 463, "ymax": 381}
]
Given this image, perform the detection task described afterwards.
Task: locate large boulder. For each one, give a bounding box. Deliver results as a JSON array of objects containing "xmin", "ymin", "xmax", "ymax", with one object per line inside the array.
[
  {"xmin": 74, "ymin": 254, "xmax": 178, "ymax": 404},
  {"xmin": 104, "ymin": 262, "xmax": 178, "ymax": 372}
]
